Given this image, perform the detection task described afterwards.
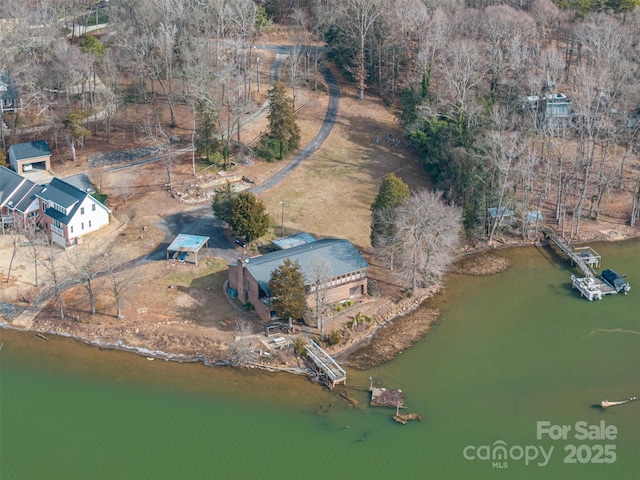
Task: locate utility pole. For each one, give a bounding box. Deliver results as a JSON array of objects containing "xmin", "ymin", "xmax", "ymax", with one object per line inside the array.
[
  {"xmin": 279, "ymin": 200, "xmax": 285, "ymax": 236},
  {"xmin": 256, "ymin": 56, "xmax": 260, "ymax": 93}
]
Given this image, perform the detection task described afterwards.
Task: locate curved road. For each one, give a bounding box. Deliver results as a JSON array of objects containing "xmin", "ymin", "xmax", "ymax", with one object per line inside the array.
[
  {"xmin": 154, "ymin": 48, "xmax": 340, "ymax": 261},
  {"xmin": 251, "ymin": 64, "xmax": 339, "ymax": 195}
]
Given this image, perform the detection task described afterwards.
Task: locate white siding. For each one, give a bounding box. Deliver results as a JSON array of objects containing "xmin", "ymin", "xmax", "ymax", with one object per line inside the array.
[{"xmin": 66, "ymin": 197, "xmax": 109, "ymax": 242}]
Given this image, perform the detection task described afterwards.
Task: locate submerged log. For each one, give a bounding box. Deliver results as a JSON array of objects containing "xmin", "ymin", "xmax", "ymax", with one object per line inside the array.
[
  {"xmin": 601, "ymin": 396, "xmax": 639, "ymax": 410},
  {"xmin": 393, "ymin": 412, "xmax": 423, "ymax": 425}
]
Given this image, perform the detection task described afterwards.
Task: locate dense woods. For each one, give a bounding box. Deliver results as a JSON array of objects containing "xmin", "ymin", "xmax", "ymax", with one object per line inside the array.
[{"xmin": 1, "ymin": 0, "xmax": 639, "ymax": 242}]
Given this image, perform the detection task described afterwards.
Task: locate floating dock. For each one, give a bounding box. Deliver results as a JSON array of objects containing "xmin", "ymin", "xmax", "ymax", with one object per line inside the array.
[
  {"xmin": 542, "ymin": 228, "xmax": 630, "ymax": 301},
  {"xmin": 571, "ymin": 275, "xmax": 617, "ymax": 301}
]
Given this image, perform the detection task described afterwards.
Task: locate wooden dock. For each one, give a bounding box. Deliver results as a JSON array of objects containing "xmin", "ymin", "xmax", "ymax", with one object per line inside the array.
[
  {"xmin": 543, "ymin": 228, "xmax": 629, "ymax": 300},
  {"xmin": 305, "ymin": 340, "xmax": 346, "ymax": 389},
  {"xmin": 541, "ymin": 228, "xmax": 598, "ymax": 278}
]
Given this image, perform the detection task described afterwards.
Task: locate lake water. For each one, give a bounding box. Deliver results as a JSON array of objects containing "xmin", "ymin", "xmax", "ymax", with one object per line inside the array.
[{"xmin": 1, "ymin": 240, "xmax": 639, "ymax": 479}]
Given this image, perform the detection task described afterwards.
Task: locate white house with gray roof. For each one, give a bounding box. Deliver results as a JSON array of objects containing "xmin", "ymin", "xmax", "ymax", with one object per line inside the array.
[
  {"xmin": 228, "ymin": 237, "xmax": 369, "ymax": 321},
  {"xmin": 36, "ymin": 177, "xmax": 110, "ymax": 247},
  {"xmin": 0, "ymin": 165, "xmax": 43, "ymax": 232}
]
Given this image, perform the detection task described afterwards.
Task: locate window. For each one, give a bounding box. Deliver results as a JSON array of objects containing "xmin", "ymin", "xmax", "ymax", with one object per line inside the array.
[
  {"xmin": 70, "ymin": 226, "xmax": 73, "ymax": 233},
  {"xmin": 91, "ymin": 204, "xmax": 96, "ymax": 212},
  {"xmin": 81, "ymin": 222, "xmax": 84, "ymax": 230},
  {"xmin": 81, "ymin": 207, "xmax": 85, "ymax": 215},
  {"xmin": 88, "ymin": 220, "xmax": 92, "ymax": 228}
]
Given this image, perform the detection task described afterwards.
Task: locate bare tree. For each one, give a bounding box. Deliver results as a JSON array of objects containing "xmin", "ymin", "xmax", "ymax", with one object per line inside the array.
[
  {"xmin": 382, "ymin": 190, "xmax": 462, "ymax": 290},
  {"xmin": 140, "ymin": 122, "xmax": 175, "ymax": 188},
  {"xmin": 481, "ymin": 107, "xmax": 527, "ymax": 244},
  {"xmin": 40, "ymin": 240, "xmax": 66, "ymax": 319},
  {"xmin": 24, "ymin": 223, "xmax": 47, "ymax": 287},
  {"xmin": 229, "ymin": 318, "xmax": 257, "ymax": 367},
  {"xmin": 308, "ymin": 254, "xmax": 333, "ymax": 334},
  {"xmin": 333, "ymin": 0, "xmax": 393, "ymax": 100},
  {"xmin": 5, "ymin": 219, "xmax": 22, "ymax": 284},
  {"xmin": 105, "ymin": 251, "xmax": 132, "ymax": 319},
  {"xmin": 66, "ymin": 244, "xmax": 101, "ymax": 315}
]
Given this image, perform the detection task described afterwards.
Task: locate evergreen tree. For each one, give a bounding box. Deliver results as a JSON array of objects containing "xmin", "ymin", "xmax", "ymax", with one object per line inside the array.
[
  {"xmin": 195, "ymin": 99, "xmax": 220, "ymax": 162},
  {"xmin": 268, "ymin": 258, "xmax": 307, "ymax": 323},
  {"xmin": 265, "ymin": 81, "xmax": 300, "ymax": 159},
  {"xmin": 370, "ymin": 173, "xmax": 410, "ymax": 245},
  {"xmin": 211, "ymin": 182, "xmax": 237, "ymax": 224},
  {"xmin": 227, "ymin": 192, "xmax": 270, "ymax": 242}
]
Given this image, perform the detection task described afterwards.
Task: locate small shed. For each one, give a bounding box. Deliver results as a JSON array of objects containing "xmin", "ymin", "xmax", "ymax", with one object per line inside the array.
[
  {"xmin": 525, "ymin": 210, "xmax": 543, "ymax": 224},
  {"xmin": 488, "ymin": 206, "xmax": 514, "ymax": 226},
  {"xmin": 166, "ymin": 234, "xmax": 210, "ymax": 266},
  {"xmin": 8, "ymin": 140, "xmax": 51, "ymax": 175}
]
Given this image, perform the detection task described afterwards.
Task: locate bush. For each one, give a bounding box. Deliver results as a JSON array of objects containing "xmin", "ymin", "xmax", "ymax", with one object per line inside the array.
[
  {"xmin": 348, "ymin": 312, "xmax": 374, "ymax": 330},
  {"xmin": 292, "ymin": 336, "xmax": 307, "ymax": 356},
  {"xmin": 256, "ymin": 137, "xmax": 283, "ymax": 162},
  {"xmin": 327, "ymin": 329, "xmax": 341, "ymax": 346}
]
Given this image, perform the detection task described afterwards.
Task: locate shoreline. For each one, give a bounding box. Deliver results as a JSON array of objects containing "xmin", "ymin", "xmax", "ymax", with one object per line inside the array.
[{"xmin": 2, "ymin": 231, "xmax": 638, "ymax": 379}]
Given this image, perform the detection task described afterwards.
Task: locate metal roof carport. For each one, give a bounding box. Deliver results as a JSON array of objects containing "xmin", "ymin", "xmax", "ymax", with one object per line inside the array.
[{"xmin": 166, "ymin": 234, "xmax": 210, "ymax": 266}]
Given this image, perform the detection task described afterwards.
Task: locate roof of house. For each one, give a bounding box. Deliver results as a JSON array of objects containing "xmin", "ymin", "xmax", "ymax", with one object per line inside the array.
[
  {"xmin": 8, "ymin": 140, "xmax": 51, "ymax": 161},
  {"xmin": 0, "ymin": 165, "xmax": 43, "ymax": 213},
  {"xmin": 242, "ymin": 238, "xmax": 369, "ymax": 295},
  {"xmin": 272, "ymin": 232, "xmax": 317, "ymax": 250},
  {"xmin": 62, "ymin": 173, "xmax": 95, "ymax": 194},
  {"xmin": 37, "ymin": 177, "xmax": 110, "ymax": 225},
  {"xmin": 0, "ymin": 71, "xmax": 19, "ymax": 100}
]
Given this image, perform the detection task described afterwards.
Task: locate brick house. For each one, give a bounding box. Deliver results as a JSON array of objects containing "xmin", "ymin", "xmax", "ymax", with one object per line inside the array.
[
  {"xmin": 228, "ymin": 237, "xmax": 369, "ymax": 321},
  {"xmin": 0, "ymin": 165, "xmax": 43, "ymax": 233}
]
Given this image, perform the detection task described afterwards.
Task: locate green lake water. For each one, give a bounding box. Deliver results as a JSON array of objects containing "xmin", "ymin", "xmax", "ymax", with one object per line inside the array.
[{"xmin": 1, "ymin": 240, "xmax": 639, "ymax": 479}]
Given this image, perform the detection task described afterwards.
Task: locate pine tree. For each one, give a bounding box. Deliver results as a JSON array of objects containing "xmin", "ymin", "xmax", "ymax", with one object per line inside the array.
[
  {"xmin": 266, "ymin": 81, "xmax": 300, "ymax": 159},
  {"xmin": 211, "ymin": 182, "xmax": 237, "ymax": 224},
  {"xmin": 227, "ymin": 192, "xmax": 270, "ymax": 242},
  {"xmin": 370, "ymin": 173, "xmax": 410, "ymax": 245},
  {"xmin": 268, "ymin": 259, "xmax": 307, "ymax": 323}
]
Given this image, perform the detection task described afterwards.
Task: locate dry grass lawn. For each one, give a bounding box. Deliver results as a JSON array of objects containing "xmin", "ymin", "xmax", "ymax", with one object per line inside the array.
[{"xmin": 258, "ymin": 72, "xmax": 431, "ymax": 250}]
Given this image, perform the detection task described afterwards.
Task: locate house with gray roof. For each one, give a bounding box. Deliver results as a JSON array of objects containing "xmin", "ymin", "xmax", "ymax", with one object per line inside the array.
[
  {"xmin": 0, "ymin": 70, "xmax": 20, "ymax": 114},
  {"xmin": 228, "ymin": 237, "xmax": 369, "ymax": 321},
  {"xmin": 8, "ymin": 140, "xmax": 51, "ymax": 175},
  {"xmin": 0, "ymin": 165, "xmax": 43, "ymax": 232},
  {"xmin": 36, "ymin": 177, "xmax": 110, "ymax": 247}
]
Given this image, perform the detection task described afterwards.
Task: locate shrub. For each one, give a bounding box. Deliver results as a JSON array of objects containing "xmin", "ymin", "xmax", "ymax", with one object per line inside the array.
[
  {"xmin": 327, "ymin": 329, "xmax": 341, "ymax": 346},
  {"xmin": 293, "ymin": 336, "xmax": 307, "ymax": 356},
  {"xmin": 256, "ymin": 137, "xmax": 283, "ymax": 162},
  {"xmin": 348, "ymin": 312, "xmax": 374, "ymax": 329}
]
